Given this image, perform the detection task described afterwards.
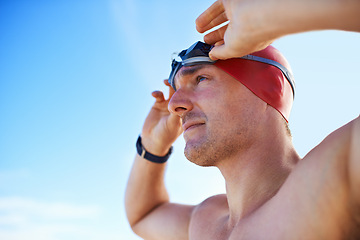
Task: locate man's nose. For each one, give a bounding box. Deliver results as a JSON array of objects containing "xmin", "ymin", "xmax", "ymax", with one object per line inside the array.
[{"xmin": 168, "ymin": 89, "xmax": 193, "ymax": 117}]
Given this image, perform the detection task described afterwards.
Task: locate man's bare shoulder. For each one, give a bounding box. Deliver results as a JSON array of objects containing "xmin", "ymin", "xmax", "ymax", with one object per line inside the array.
[
  {"xmin": 291, "ymin": 116, "xmax": 358, "ymax": 181},
  {"xmin": 191, "ymin": 194, "xmax": 229, "ymax": 225},
  {"xmin": 266, "ymin": 116, "xmax": 360, "ymax": 239},
  {"xmin": 189, "ymin": 194, "xmax": 229, "ymax": 239},
  {"xmin": 193, "ymin": 194, "xmax": 228, "ymax": 214},
  {"xmin": 293, "ymin": 116, "xmax": 359, "ymax": 191},
  {"xmin": 310, "ymin": 116, "xmax": 358, "ymax": 155},
  {"xmin": 348, "ymin": 116, "xmax": 360, "ymax": 202}
]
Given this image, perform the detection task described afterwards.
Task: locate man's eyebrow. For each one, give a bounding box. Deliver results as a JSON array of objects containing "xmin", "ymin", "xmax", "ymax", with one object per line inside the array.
[{"xmin": 178, "ymin": 65, "xmax": 206, "ymax": 78}]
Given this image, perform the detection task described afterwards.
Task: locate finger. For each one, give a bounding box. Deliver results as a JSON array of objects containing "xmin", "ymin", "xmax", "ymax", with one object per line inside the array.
[
  {"xmin": 197, "ymin": 11, "xmax": 228, "ymax": 34},
  {"xmin": 196, "ymin": 0, "xmax": 225, "ymax": 33},
  {"xmin": 209, "ymin": 44, "xmax": 232, "ymax": 60},
  {"xmin": 152, "ymin": 91, "xmax": 165, "ymax": 102},
  {"xmin": 168, "ymin": 112, "xmax": 182, "ymax": 129},
  {"xmin": 162, "ymin": 79, "xmax": 176, "ymax": 100},
  {"xmin": 164, "ymin": 79, "xmax": 171, "ymax": 87},
  {"xmin": 214, "ymin": 40, "xmax": 225, "ymax": 46},
  {"xmin": 165, "ymin": 79, "xmax": 176, "ymax": 99},
  {"xmin": 203, "ymin": 24, "xmax": 228, "ymax": 44}
]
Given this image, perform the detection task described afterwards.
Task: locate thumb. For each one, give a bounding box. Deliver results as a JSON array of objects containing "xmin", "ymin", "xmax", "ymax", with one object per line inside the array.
[
  {"xmin": 209, "ymin": 44, "xmax": 230, "ymax": 60},
  {"xmin": 167, "ymin": 113, "xmax": 183, "ymax": 137}
]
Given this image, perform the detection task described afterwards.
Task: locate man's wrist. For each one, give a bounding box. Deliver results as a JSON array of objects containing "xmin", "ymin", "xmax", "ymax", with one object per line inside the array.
[
  {"xmin": 141, "ymin": 135, "xmax": 173, "ymax": 156},
  {"xmin": 136, "ymin": 136, "xmax": 173, "ymax": 164}
]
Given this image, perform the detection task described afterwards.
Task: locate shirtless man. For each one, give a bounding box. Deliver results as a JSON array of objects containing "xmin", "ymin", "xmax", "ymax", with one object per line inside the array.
[{"xmin": 125, "ymin": 0, "xmax": 360, "ymax": 239}]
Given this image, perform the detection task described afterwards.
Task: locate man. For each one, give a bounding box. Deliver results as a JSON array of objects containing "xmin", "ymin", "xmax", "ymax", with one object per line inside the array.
[
  {"xmin": 125, "ymin": 41, "xmax": 359, "ymax": 239},
  {"xmin": 126, "ymin": 0, "xmax": 360, "ymax": 239}
]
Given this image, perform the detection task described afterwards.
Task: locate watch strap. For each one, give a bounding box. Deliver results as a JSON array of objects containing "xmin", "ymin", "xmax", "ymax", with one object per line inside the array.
[{"xmin": 136, "ymin": 136, "xmax": 173, "ymax": 164}]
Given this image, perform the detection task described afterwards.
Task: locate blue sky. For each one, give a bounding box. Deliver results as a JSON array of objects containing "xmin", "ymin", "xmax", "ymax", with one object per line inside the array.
[{"xmin": 0, "ymin": 1, "xmax": 359, "ymax": 239}]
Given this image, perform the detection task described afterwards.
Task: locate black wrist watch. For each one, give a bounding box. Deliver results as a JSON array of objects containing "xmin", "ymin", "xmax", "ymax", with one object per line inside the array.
[{"xmin": 136, "ymin": 136, "xmax": 173, "ymax": 164}]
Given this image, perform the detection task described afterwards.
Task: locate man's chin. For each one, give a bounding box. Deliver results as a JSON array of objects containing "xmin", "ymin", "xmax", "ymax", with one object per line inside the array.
[{"xmin": 184, "ymin": 142, "xmax": 215, "ymax": 167}]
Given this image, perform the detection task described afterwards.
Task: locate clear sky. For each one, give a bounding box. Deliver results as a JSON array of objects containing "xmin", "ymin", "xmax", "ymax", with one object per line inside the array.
[{"xmin": 0, "ymin": 1, "xmax": 359, "ymax": 240}]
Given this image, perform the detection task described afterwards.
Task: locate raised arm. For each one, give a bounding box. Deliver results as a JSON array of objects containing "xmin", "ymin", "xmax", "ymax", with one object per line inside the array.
[
  {"xmin": 349, "ymin": 116, "xmax": 360, "ymax": 205},
  {"xmin": 196, "ymin": 0, "xmax": 360, "ymax": 60},
  {"xmin": 125, "ymin": 80, "xmax": 194, "ymax": 240}
]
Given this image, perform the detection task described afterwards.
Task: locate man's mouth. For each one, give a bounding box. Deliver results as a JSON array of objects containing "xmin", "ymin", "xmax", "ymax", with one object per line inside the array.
[{"xmin": 182, "ymin": 121, "xmax": 205, "ymax": 132}]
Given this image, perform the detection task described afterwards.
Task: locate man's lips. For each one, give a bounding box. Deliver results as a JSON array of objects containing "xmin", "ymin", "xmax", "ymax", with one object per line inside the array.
[{"xmin": 182, "ymin": 121, "xmax": 205, "ymax": 132}]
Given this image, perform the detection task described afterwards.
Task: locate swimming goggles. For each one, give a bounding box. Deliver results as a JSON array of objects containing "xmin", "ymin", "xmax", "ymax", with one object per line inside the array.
[{"xmin": 168, "ymin": 41, "xmax": 295, "ymax": 97}]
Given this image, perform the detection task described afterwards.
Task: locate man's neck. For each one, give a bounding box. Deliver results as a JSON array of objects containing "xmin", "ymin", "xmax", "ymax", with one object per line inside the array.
[{"xmin": 217, "ymin": 131, "xmax": 300, "ymax": 225}]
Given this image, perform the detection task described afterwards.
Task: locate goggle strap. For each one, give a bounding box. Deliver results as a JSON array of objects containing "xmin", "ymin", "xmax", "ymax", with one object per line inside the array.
[
  {"xmin": 182, "ymin": 56, "xmax": 215, "ymax": 65},
  {"xmin": 240, "ymin": 55, "xmax": 295, "ymax": 98}
]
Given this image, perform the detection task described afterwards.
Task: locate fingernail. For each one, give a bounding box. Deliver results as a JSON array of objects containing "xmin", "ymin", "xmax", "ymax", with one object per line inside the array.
[{"xmin": 209, "ymin": 53, "xmax": 217, "ymax": 61}]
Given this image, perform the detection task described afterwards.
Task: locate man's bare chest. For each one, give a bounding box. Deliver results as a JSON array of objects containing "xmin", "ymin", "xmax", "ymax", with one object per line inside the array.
[
  {"xmin": 189, "ymin": 165, "xmax": 357, "ymax": 240},
  {"xmin": 189, "ymin": 200, "xmax": 356, "ymax": 240}
]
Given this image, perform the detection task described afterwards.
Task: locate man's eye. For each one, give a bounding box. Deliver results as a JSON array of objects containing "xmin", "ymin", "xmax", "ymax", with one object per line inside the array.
[{"xmin": 196, "ymin": 76, "xmax": 207, "ymax": 83}]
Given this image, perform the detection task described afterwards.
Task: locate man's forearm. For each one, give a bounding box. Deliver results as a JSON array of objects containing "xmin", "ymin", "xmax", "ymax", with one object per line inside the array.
[
  {"xmin": 268, "ymin": 0, "xmax": 360, "ymax": 37},
  {"xmin": 125, "ymin": 153, "xmax": 169, "ymax": 228}
]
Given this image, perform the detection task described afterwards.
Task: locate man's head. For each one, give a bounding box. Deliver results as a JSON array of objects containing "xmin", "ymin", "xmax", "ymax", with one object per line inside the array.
[
  {"xmin": 169, "ymin": 41, "xmax": 295, "ymax": 121},
  {"xmin": 168, "ymin": 42, "xmax": 295, "ymax": 166}
]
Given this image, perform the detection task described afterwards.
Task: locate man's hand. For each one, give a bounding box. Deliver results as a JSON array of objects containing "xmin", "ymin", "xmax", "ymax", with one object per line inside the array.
[
  {"xmin": 126, "ymin": 81, "xmax": 192, "ymax": 240},
  {"xmin": 196, "ymin": 0, "xmax": 275, "ymax": 60},
  {"xmin": 196, "ymin": 0, "xmax": 360, "ymax": 60},
  {"xmin": 141, "ymin": 80, "xmax": 182, "ymax": 156}
]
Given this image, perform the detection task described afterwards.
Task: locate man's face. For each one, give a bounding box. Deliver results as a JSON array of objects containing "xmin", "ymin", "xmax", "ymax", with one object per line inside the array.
[{"xmin": 168, "ymin": 64, "xmax": 267, "ymax": 166}]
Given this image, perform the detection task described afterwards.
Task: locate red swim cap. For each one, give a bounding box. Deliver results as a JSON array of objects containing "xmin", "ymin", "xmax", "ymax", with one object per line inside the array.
[{"xmin": 214, "ymin": 46, "xmax": 294, "ymax": 122}]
